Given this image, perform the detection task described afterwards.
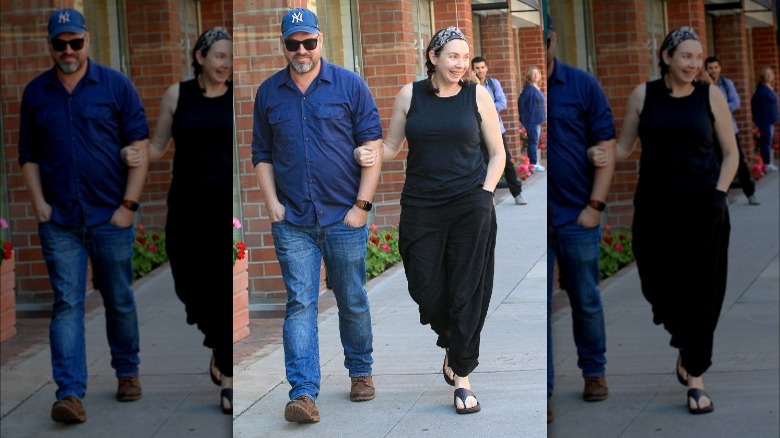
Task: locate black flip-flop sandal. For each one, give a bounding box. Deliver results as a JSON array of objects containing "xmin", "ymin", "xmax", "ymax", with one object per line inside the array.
[
  {"xmin": 454, "ymin": 388, "xmax": 481, "ymax": 414},
  {"xmin": 687, "ymin": 388, "xmax": 714, "ymax": 415},
  {"xmin": 221, "ymin": 388, "xmax": 233, "ymax": 414}
]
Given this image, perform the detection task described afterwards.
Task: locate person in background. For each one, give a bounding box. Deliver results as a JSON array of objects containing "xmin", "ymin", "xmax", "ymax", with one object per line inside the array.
[
  {"xmin": 613, "ymin": 26, "xmax": 738, "ymax": 415},
  {"xmin": 703, "ymin": 56, "xmax": 760, "ymax": 205},
  {"xmin": 251, "ymin": 8, "xmax": 383, "ymax": 424},
  {"xmin": 123, "ymin": 26, "xmax": 234, "ymax": 415},
  {"xmin": 546, "ymin": 13, "xmax": 616, "ymax": 423},
  {"xmin": 518, "ymin": 65, "xmax": 547, "ymax": 172},
  {"xmin": 751, "ymin": 66, "xmax": 779, "ymax": 172},
  {"xmin": 18, "ymin": 7, "xmax": 149, "ymax": 424},
  {"xmin": 470, "ymin": 56, "xmax": 526, "ymax": 205}
]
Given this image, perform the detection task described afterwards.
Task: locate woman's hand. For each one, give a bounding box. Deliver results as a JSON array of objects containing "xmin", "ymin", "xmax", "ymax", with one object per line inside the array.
[
  {"xmin": 121, "ymin": 145, "xmax": 146, "ymax": 168},
  {"xmin": 353, "ymin": 144, "xmax": 378, "ymax": 167},
  {"xmin": 587, "ymin": 144, "xmax": 611, "ymax": 168}
]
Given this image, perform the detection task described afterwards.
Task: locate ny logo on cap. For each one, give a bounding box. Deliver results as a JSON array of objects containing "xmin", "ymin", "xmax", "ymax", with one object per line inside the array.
[
  {"xmin": 291, "ymin": 11, "xmax": 303, "ymax": 24},
  {"xmin": 58, "ymin": 11, "xmax": 71, "ymax": 23}
]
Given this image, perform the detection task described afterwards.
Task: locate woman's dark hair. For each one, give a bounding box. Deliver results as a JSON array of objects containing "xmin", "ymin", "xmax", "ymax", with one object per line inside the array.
[
  {"xmin": 191, "ymin": 27, "xmax": 232, "ymax": 79},
  {"xmin": 425, "ymin": 30, "xmax": 469, "ymax": 94}
]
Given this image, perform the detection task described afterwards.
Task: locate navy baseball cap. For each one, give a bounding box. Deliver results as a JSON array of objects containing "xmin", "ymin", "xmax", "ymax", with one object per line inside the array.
[
  {"xmin": 281, "ymin": 8, "xmax": 320, "ymax": 39},
  {"xmin": 48, "ymin": 8, "xmax": 87, "ymax": 40}
]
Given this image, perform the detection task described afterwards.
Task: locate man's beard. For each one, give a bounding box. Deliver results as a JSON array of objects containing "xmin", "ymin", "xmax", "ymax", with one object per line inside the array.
[
  {"xmin": 56, "ymin": 59, "xmax": 80, "ymax": 74},
  {"xmin": 290, "ymin": 57, "xmax": 317, "ymax": 74}
]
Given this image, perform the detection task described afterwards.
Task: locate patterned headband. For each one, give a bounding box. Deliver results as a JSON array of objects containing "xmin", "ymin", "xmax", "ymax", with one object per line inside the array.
[
  {"xmin": 429, "ymin": 26, "xmax": 467, "ymax": 54},
  {"xmin": 194, "ymin": 26, "xmax": 232, "ymax": 54},
  {"xmin": 660, "ymin": 26, "xmax": 700, "ymax": 55}
]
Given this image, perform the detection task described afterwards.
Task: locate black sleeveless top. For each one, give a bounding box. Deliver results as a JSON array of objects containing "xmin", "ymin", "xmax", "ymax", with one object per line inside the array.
[
  {"xmin": 636, "ymin": 79, "xmax": 720, "ymax": 199},
  {"xmin": 169, "ymin": 79, "xmax": 233, "ymax": 203},
  {"xmin": 402, "ymin": 80, "xmax": 486, "ymax": 206}
]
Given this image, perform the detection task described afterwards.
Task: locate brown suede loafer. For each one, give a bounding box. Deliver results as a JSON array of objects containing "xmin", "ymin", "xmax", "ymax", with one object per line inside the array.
[
  {"xmin": 116, "ymin": 375, "xmax": 142, "ymax": 402},
  {"xmin": 284, "ymin": 396, "xmax": 320, "ymax": 423},
  {"xmin": 583, "ymin": 375, "xmax": 609, "ymax": 402},
  {"xmin": 51, "ymin": 395, "xmax": 87, "ymax": 424},
  {"xmin": 350, "ymin": 376, "xmax": 375, "ymax": 402}
]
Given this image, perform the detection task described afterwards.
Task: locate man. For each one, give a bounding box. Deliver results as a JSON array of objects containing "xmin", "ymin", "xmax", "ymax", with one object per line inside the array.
[
  {"xmin": 252, "ymin": 8, "xmax": 383, "ymax": 424},
  {"xmin": 704, "ymin": 56, "xmax": 760, "ymax": 205},
  {"xmin": 471, "ymin": 56, "xmax": 527, "ymax": 205},
  {"xmin": 546, "ymin": 14, "xmax": 616, "ymax": 422},
  {"xmin": 18, "ymin": 8, "xmax": 150, "ymax": 424}
]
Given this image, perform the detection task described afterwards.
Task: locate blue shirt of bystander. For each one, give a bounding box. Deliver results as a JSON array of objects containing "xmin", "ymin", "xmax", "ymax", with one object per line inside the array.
[
  {"xmin": 252, "ymin": 58, "xmax": 383, "ymax": 227},
  {"xmin": 714, "ymin": 76, "xmax": 740, "ymax": 134},
  {"xmin": 547, "ymin": 58, "xmax": 615, "ymax": 226},
  {"xmin": 18, "ymin": 59, "xmax": 149, "ymax": 227}
]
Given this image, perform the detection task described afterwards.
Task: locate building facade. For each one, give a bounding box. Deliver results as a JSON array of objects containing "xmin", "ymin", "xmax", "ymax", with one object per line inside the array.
[{"xmin": 0, "ymin": 0, "xmax": 233, "ymax": 312}]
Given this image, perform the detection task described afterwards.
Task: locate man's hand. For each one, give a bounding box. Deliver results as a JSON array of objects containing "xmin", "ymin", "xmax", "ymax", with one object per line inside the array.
[
  {"xmin": 587, "ymin": 145, "xmax": 612, "ymax": 168},
  {"xmin": 353, "ymin": 144, "xmax": 378, "ymax": 167},
  {"xmin": 33, "ymin": 201, "xmax": 52, "ymax": 223},
  {"xmin": 576, "ymin": 206, "xmax": 602, "ymax": 228},
  {"xmin": 343, "ymin": 206, "xmax": 369, "ymax": 228},
  {"xmin": 121, "ymin": 145, "xmax": 146, "ymax": 168},
  {"xmin": 267, "ymin": 201, "xmax": 286, "ymax": 223},
  {"xmin": 110, "ymin": 206, "xmax": 136, "ymax": 228}
]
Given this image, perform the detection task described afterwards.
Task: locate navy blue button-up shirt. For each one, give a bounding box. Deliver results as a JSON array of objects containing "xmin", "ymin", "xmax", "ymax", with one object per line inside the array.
[
  {"xmin": 252, "ymin": 59, "xmax": 383, "ymax": 226},
  {"xmin": 18, "ymin": 59, "xmax": 149, "ymax": 227},
  {"xmin": 547, "ymin": 58, "xmax": 615, "ymax": 227}
]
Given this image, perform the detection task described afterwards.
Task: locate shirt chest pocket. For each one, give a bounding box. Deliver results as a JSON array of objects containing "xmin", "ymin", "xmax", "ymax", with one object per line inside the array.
[
  {"xmin": 313, "ymin": 105, "xmax": 350, "ymax": 141},
  {"xmin": 267, "ymin": 110, "xmax": 295, "ymax": 147},
  {"xmin": 548, "ymin": 103, "xmax": 579, "ymax": 122}
]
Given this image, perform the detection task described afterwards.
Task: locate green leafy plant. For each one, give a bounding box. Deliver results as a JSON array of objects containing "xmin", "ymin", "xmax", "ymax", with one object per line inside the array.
[
  {"xmin": 233, "ymin": 217, "xmax": 246, "ymax": 265},
  {"xmin": 599, "ymin": 224, "xmax": 634, "ymax": 280},
  {"xmin": 365, "ymin": 224, "xmax": 401, "ymax": 280},
  {"xmin": 132, "ymin": 224, "xmax": 168, "ymax": 280}
]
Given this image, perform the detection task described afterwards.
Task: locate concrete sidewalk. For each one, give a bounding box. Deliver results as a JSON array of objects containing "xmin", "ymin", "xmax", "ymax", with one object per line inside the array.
[
  {"xmin": 233, "ymin": 173, "xmax": 549, "ymax": 437},
  {"xmin": 0, "ymin": 267, "xmax": 232, "ymax": 437},
  {"xmin": 549, "ymin": 171, "xmax": 780, "ymax": 437}
]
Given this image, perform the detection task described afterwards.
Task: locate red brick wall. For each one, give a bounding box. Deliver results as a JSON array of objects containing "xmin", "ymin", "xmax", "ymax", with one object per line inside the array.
[
  {"xmin": 667, "ymin": 0, "xmax": 708, "ymax": 53},
  {"xmin": 478, "ymin": 13, "xmax": 522, "ymax": 163},
  {"xmin": 713, "ymin": 13, "xmax": 754, "ymax": 153},
  {"xmin": 591, "ymin": 1, "xmax": 649, "ymax": 228}
]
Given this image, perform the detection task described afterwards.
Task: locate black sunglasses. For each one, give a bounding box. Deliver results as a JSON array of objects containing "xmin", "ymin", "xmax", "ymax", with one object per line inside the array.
[
  {"xmin": 284, "ymin": 38, "xmax": 318, "ymax": 52},
  {"xmin": 51, "ymin": 38, "xmax": 85, "ymax": 52}
]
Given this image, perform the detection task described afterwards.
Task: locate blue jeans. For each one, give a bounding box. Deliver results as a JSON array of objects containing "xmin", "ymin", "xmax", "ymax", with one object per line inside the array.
[
  {"xmin": 38, "ymin": 220, "xmax": 139, "ymax": 401},
  {"xmin": 547, "ymin": 220, "xmax": 606, "ymax": 397},
  {"xmin": 527, "ymin": 124, "xmax": 541, "ymax": 165},
  {"xmin": 758, "ymin": 124, "xmax": 774, "ymax": 166},
  {"xmin": 271, "ymin": 220, "xmax": 373, "ymax": 401}
]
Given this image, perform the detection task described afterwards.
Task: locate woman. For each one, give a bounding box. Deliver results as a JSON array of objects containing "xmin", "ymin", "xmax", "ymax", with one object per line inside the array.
[
  {"xmin": 612, "ymin": 27, "xmax": 738, "ymax": 415},
  {"xmin": 518, "ymin": 66, "xmax": 547, "ymax": 171},
  {"xmin": 356, "ymin": 27, "xmax": 504, "ymax": 414},
  {"xmin": 751, "ymin": 66, "xmax": 779, "ymax": 171},
  {"xmin": 123, "ymin": 27, "xmax": 234, "ymax": 414}
]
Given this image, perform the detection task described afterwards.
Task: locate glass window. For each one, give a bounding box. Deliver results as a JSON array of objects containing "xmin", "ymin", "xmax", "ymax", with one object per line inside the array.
[
  {"xmin": 83, "ymin": 0, "xmax": 130, "ymax": 74},
  {"xmin": 305, "ymin": 0, "xmax": 362, "ymax": 73},
  {"xmin": 179, "ymin": 0, "xmax": 200, "ymax": 80},
  {"xmin": 413, "ymin": 0, "xmax": 434, "ymax": 79},
  {"xmin": 646, "ymin": 0, "xmax": 666, "ymax": 80},
  {"xmin": 549, "ymin": 0, "xmax": 596, "ymax": 74}
]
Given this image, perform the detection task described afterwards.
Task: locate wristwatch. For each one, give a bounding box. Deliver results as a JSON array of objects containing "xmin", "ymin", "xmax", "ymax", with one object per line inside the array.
[
  {"xmin": 122, "ymin": 199, "xmax": 140, "ymax": 212},
  {"xmin": 588, "ymin": 199, "xmax": 606, "ymax": 212},
  {"xmin": 355, "ymin": 199, "xmax": 373, "ymax": 212}
]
